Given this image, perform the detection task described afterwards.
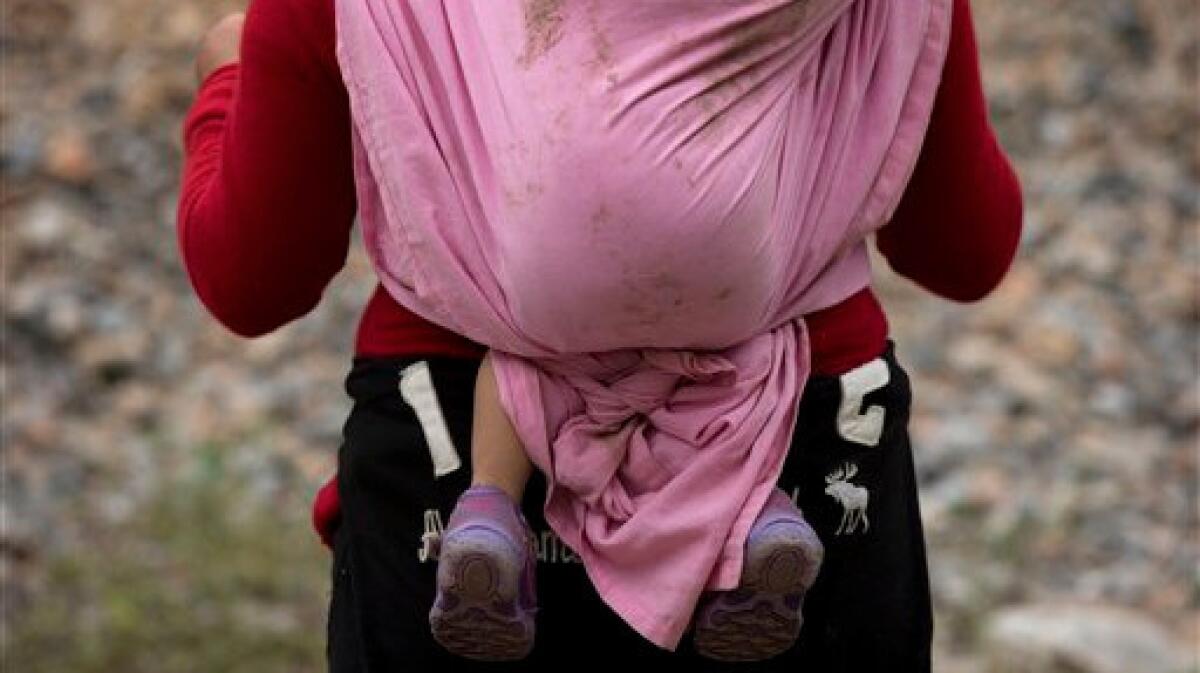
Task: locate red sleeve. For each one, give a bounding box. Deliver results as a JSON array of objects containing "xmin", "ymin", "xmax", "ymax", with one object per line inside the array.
[
  {"xmin": 177, "ymin": 0, "xmax": 355, "ymax": 337},
  {"xmin": 875, "ymin": 0, "xmax": 1024, "ymax": 303},
  {"xmin": 313, "ymin": 475, "xmax": 340, "ymax": 548}
]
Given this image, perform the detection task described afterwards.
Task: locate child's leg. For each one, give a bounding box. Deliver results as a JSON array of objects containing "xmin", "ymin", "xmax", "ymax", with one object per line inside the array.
[
  {"xmin": 470, "ymin": 351, "xmax": 533, "ymax": 504},
  {"xmin": 431, "ymin": 352, "xmax": 539, "ymax": 662}
]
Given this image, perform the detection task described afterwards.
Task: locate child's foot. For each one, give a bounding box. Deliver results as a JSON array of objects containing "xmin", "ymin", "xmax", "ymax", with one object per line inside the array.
[
  {"xmin": 693, "ymin": 489, "xmax": 824, "ymax": 662},
  {"xmin": 429, "ymin": 485, "xmax": 538, "ymax": 661}
]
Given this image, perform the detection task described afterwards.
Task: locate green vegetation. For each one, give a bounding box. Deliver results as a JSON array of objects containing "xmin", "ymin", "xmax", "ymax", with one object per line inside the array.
[{"xmin": 10, "ymin": 447, "xmax": 329, "ymax": 673}]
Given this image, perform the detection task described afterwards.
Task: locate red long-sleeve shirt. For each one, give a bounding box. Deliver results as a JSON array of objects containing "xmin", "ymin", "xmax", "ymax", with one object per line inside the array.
[{"xmin": 177, "ymin": 0, "xmax": 1022, "ymax": 544}]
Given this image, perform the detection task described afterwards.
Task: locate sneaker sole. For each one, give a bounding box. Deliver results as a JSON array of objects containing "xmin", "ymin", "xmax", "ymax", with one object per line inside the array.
[
  {"xmin": 429, "ymin": 528, "xmax": 535, "ymax": 661},
  {"xmin": 693, "ymin": 519, "xmax": 824, "ymax": 662}
]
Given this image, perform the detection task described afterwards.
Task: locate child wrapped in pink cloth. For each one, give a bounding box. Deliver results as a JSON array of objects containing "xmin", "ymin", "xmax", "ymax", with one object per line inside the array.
[{"xmin": 336, "ymin": 0, "xmax": 951, "ymax": 655}]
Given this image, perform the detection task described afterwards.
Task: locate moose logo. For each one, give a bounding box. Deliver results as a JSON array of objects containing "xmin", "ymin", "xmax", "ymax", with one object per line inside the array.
[{"xmin": 825, "ymin": 462, "xmax": 870, "ymax": 535}]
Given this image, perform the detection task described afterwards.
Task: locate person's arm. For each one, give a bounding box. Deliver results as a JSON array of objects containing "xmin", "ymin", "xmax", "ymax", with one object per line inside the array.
[
  {"xmin": 177, "ymin": 0, "xmax": 356, "ymax": 337},
  {"xmin": 876, "ymin": 0, "xmax": 1023, "ymax": 302}
]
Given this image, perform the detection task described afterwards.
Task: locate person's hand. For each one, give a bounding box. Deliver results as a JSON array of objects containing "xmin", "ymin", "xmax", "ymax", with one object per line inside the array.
[{"xmin": 195, "ymin": 12, "xmax": 245, "ymax": 84}]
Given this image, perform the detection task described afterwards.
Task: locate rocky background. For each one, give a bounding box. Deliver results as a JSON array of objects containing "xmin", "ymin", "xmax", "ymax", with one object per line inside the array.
[{"xmin": 2, "ymin": 0, "xmax": 1197, "ymax": 670}]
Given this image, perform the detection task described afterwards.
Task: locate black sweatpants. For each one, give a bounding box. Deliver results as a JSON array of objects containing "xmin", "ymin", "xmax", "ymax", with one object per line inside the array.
[{"xmin": 327, "ymin": 342, "xmax": 932, "ymax": 672}]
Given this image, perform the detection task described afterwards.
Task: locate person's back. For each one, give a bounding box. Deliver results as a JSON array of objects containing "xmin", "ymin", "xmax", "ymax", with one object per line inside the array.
[{"xmin": 177, "ymin": 0, "xmax": 1022, "ymax": 668}]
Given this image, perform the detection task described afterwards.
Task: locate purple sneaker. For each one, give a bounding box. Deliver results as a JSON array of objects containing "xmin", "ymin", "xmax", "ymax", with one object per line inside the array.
[
  {"xmin": 429, "ymin": 486, "xmax": 538, "ymax": 661},
  {"xmin": 693, "ymin": 489, "xmax": 824, "ymax": 662}
]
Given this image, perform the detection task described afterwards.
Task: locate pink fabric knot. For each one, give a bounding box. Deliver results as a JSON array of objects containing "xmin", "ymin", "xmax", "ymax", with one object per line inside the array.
[{"xmin": 552, "ymin": 350, "xmax": 737, "ymax": 521}]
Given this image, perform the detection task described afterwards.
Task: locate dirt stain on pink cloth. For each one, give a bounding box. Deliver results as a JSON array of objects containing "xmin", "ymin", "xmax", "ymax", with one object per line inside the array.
[
  {"xmin": 679, "ymin": 1, "xmax": 812, "ymax": 145},
  {"xmin": 519, "ymin": 0, "xmax": 567, "ymax": 67}
]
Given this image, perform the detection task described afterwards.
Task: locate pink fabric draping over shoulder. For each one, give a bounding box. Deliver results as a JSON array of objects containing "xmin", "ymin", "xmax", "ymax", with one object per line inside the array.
[{"xmin": 336, "ymin": 0, "xmax": 950, "ymax": 649}]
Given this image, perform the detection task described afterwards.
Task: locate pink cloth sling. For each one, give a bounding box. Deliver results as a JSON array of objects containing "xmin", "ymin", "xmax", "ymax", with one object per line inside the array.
[{"xmin": 336, "ymin": 0, "xmax": 951, "ymax": 649}]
